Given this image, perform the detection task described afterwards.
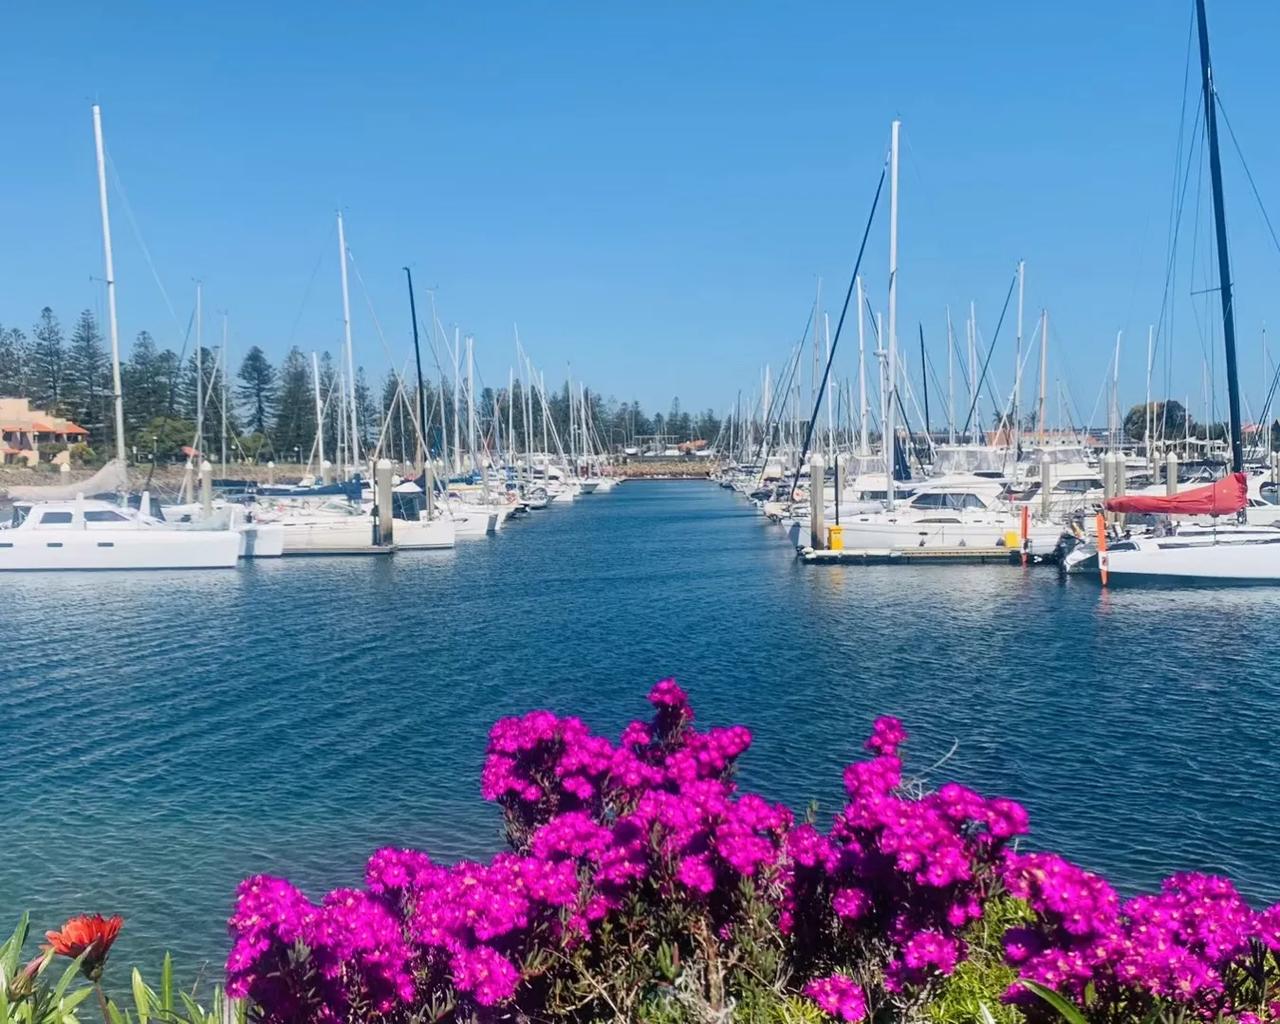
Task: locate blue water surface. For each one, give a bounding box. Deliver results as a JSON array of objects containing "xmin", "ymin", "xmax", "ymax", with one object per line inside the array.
[{"xmin": 2, "ymin": 480, "xmax": 1278, "ymax": 976}]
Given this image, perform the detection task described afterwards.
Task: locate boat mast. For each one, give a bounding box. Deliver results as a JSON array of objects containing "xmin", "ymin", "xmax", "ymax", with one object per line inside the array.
[
  {"xmin": 91, "ymin": 105, "xmax": 127, "ymax": 468},
  {"xmin": 1195, "ymin": 0, "xmax": 1243, "ymax": 473},
  {"xmin": 452, "ymin": 328, "xmax": 462, "ymax": 475},
  {"xmin": 195, "ymin": 283, "xmax": 203, "ymax": 459},
  {"xmin": 336, "ymin": 212, "xmax": 359, "ymax": 473},
  {"xmin": 946, "ymin": 305, "xmax": 955, "ymax": 445},
  {"xmin": 312, "ymin": 351, "xmax": 326, "ymax": 470},
  {"xmin": 856, "ymin": 277, "xmax": 868, "ymax": 455},
  {"xmin": 885, "ymin": 119, "xmax": 900, "ymax": 509},
  {"xmin": 1013, "ymin": 259, "xmax": 1024, "ymax": 453},
  {"xmin": 466, "ymin": 335, "xmax": 476, "ymax": 471},
  {"xmin": 221, "ymin": 314, "xmax": 229, "ymax": 477},
  {"xmin": 1037, "ymin": 309, "xmax": 1049, "ymax": 444}
]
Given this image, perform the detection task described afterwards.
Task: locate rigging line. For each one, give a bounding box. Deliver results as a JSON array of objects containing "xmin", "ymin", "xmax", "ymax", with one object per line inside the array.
[
  {"xmin": 960, "ymin": 270, "xmax": 1019, "ymax": 436},
  {"xmin": 285, "ymin": 224, "xmax": 334, "ymax": 350},
  {"xmin": 104, "ymin": 151, "xmax": 183, "ymax": 337},
  {"xmin": 790, "ymin": 163, "xmax": 888, "ymax": 499},
  {"xmin": 1215, "ymin": 94, "xmax": 1280, "ymax": 265}
]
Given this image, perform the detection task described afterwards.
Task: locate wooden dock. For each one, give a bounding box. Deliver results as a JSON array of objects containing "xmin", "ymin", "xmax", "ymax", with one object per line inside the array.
[{"xmin": 797, "ymin": 545, "xmax": 1033, "ymax": 566}]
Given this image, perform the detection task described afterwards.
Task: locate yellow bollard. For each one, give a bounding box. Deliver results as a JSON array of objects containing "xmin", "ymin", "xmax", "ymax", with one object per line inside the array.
[{"xmin": 826, "ymin": 524, "xmax": 844, "ymax": 551}]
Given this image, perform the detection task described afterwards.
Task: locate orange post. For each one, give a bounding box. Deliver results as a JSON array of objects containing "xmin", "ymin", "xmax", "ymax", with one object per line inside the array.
[
  {"xmin": 1019, "ymin": 505, "xmax": 1030, "ymax": 567},
  {"xmin": 1094, "ymin": 512, "xmax": 1109, "ymax": 586}
]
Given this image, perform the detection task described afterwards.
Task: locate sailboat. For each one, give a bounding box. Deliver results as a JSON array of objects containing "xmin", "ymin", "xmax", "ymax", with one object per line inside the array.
[{"xmin": 1064, "ymin": 0, "xmax": 1280, "ymax": 584}]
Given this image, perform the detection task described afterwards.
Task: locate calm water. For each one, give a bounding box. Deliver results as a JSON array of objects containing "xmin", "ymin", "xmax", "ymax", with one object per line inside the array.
[{"xmin": 2, "ymin": 480, "xmax": 1279, "ymax": 976}]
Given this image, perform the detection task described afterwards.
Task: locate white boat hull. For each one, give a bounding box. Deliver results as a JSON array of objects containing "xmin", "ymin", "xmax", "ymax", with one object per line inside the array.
[
  {"xmin": 392, "ymin": 517, "xmax": 456, "ymax": 550},
  {"xmin": 833, "ymin": 515, "xmax": 1061, "ymax": 551},
  {"xmin": 1067, "ymin": 526, "xmax": 1280, "ymax": 583},
  {"xmin": 0, "ymin": 529, "xmax": 240, "ymax": 570}
]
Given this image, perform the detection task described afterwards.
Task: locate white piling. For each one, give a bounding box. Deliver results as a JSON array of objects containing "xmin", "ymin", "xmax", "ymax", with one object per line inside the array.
[
  {"xmin": 809, "ymin": 454, "xmax": 826, "ymax": 550},
  {"xmin": 200, "ymin": 460, "xmax": 213, "ymax": 517},
  {"xmin": 376, "ymin": 457, "xmax": 394, "ymax": 546},
  {"xmin": 266, "ymin": 460, "xmax": 275, "ymax": 486},
  {"xmin": 1166, "ymin": 452, "xmax": 1179, "ymax": 497},
  {"xmin": 321, "ymin": 459, "xmax": 334, "ymax": 485}
]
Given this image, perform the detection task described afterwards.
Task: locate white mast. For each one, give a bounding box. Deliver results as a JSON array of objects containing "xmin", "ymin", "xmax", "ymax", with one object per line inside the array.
[
  {"xmin": 220, "ymin": 313, "xmax": 229, "ymax": 476},
  {"xmin": 1014, "ymin": 259, "xmax": 1025, "ymax": 451},
  {"xmin": 91, "ymin": 105, "xmax": 127, "ymax": 468},
  {"xmin": 885, "ymin": 120, "xmax": 901, "ymax": 510},
  {"xmin": 962, "ymin": 299, "xmax": 972, "ymax": 435},
  {"xmin": 452, "ymin": 328, "xmax": 462, "ymax": 474},
  {"xmin": 856, "ymin": 276, "xmax": 868, "ymax": 455},
  {"xmin": 946, "ymin": 305, "xmax": 955, "ymax": 445},
  {"xmin": 466, "ymin": 335, "xmax": 476, "ymax": 470},
  {"xmin": 824, "ymin": 311, "xmax": 834, "ymax": 458},
  {"xmin": 1038, "ymin": 309, "xmax": 1049, "ymax": 444},
  {"xmin": 312, "ymin": 351, "xmax": 326, "ymax": 468},
  {"xmin": 336, "ymin": 212, "xmax": 359, "ymax": 471},
  {"xmin": 507, "ymin": 367, "xmax": 515, "ymax": 470},
  {"xmin": 1145, "ymin": 323, "xmax": 1155, "ymax": 453},
  {"xmin": 195, "ymin": 282, "xmax": 204, "ymax": 458}
]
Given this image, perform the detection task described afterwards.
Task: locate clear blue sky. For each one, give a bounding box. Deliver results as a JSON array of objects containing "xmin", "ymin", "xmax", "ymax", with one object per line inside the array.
[{"xmin": 3, "ymin": 1, "xmax": 1280, "ymax": 425}]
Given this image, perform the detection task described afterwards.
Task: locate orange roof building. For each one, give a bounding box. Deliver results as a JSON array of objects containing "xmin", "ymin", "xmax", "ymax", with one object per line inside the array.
[{"xmin": 0, "ymin": 397, "xmax": 91, "ymax": 465}]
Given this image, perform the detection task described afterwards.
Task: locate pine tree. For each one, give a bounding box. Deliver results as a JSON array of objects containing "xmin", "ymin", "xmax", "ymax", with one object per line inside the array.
[
  {"xmin": 272, "ymin": 347, "xmax": 316, "ymax": 460},
  {"xmin": 235, "ymin": 346, "xmax": 278, "ymax": 434},
  {"xmin": 64, "ymin": 310, "xmax": 108, "ymax": 445},
  {"xmin": 0, "ymin": 325, "xmax": 30, "ymax": 397},
  {"xmin": 318, "ymin": 352, "xmax": 339, "ymax": 460},
  {"xmin": 31, "ymin": 307, "xmax": 67, "ymax": 411},
  {"xmin": 124, "ymin": 330, "xmax": 163, "ymax": 429}
]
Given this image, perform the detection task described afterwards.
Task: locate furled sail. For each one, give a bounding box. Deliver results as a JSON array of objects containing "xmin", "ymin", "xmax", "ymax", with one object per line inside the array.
[
  {"xmin": 1104, "ymin": 472, "xmax": 1246, "ymax": 517},
  {"xmin": 7, "ymin": 458, "xmax": 128, "ymax": 502}
]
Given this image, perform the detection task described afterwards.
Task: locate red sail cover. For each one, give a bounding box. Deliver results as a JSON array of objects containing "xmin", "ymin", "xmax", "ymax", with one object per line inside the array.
[{"xmin": 1105, "ymin": 471, "xmax": 1247, "ymax": 516}]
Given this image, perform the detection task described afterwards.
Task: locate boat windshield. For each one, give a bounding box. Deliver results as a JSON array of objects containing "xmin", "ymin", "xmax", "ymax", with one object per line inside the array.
[{"xmin": 910, "ymin": 492, "xmax": 987, "ymax": 511}]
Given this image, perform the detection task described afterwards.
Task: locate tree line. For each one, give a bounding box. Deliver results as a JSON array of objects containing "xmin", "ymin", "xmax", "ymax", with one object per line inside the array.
[{"xmin": 0, "ymin": 307, "xmax": 724, "ymax": 464}]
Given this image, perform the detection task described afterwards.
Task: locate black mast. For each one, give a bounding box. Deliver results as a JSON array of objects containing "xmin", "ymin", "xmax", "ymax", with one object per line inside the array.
[
  {"xmin": 403, "ymin": 267, "xmax": 432, "ymax": 500},
  {"xmin": 1196, "ymin": 0, "xmax": 1243, "ymax": 473}
]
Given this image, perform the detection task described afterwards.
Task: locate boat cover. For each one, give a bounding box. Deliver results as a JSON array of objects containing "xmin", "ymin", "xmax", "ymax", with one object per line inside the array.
[{"xmin": 1105, "ymin": 471, "xmax": 1246, "ymax": 516}]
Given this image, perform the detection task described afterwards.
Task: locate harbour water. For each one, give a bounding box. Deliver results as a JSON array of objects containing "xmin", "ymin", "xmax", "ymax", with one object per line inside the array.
[{"xmin": 3, "ymin": 479, "xmax": 1279, "ymax": 974}]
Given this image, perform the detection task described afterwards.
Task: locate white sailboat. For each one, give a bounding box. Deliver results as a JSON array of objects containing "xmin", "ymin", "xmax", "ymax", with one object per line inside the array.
[{"xmin": 1064, "ymin": 0, "xmax": 1280, "ymax": 584}]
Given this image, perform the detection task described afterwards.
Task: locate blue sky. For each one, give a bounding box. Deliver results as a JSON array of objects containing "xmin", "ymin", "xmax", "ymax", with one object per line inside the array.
[{"xmin": 2, "ymin": 2, "xmax": 1280, "ymax": 424}]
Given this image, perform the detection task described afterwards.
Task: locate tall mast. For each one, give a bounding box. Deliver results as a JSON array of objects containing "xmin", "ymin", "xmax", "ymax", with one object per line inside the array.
[
  {"xmin": 946, "ymin": 305, "xmax": 956, "ymax": 444},
  {"xmin": 1014, "ymin": 259, "xmax": 1025, "ymax": 453},
  {"xmin": 885, "ymin": 119, "xmax": 901, "ymax": 509},
  {"xmin": 1195, "ymin": 0, "xmax": 1243, "ymax": 473},
  {"xmin": 220, "ymin": 314, "xmax": 229, "ymax": 477},
  {"xmin": 824, "ymin": 312, "xmax": 834, "ymax": 457},
  {"xmin": 312, "ymin": 351, "xmax": 326, "ymax": 469},
  {"xmin": 1145, "ymin": 323, "xmax": 1155, "ymax": 453},
  {"xmin": 507, "ymin": 368, "xmax": 515, "ymax": 470},
  {"xmin": 195, "ymin": 282, "xmax": 204, "ymax": 459},
  {"xmin": 962, "ymin": 299, "xmax": 972, "ymax": 435},
  {"xmin": 336, "ymin": 212, "xmax": 359, "ymax": 471},
  {"xmin": 452, "ymin": 328, "xmax": 462, "ymax": 474},
  {"xmin": 856, "ymin": 276, "xmax": 868, "ymax": 455},
  {"xmin": 403, "ymin": 268, "xmax": 428, "ymax": 476},
  {"xmin": 466, "ymin": 335, "xmax": 476, "ymax": 470},
  {"xmin": 91, "ymin": 105, "xmax": 127, "ymax": 467},
  {"xmin": 1037, "ymin": 309, "xmax": 1049, "ymax": 444}
]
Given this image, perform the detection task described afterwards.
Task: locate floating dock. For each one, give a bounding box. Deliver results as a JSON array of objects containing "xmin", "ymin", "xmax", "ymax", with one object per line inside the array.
[{"xmin": 797, "ymin": 546, "xmax": 1056, "ymax": 566}]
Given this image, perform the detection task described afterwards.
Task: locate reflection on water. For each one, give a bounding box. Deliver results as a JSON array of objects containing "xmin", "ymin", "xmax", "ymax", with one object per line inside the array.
[{"xmin": 2, "ymin": 480, "xmax": 1277, "ymax": 974}]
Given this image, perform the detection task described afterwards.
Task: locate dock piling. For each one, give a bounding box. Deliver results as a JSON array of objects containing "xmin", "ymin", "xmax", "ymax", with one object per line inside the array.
[
  {"xmin": 376, "ymin": 458, "xmax": 394, "ymax": 545},
  {"xmin": 200, "ymin": 460, "xmax": 213, "ymax": 517},
  {"xmin": 809, "ymin": 454, "xmax": 825, "ymax": 550}
]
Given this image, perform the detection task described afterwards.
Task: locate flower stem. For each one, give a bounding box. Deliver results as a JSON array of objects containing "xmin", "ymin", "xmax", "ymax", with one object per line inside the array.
[{"xmin": 95, "ymin": 981, "xmax": 112, "ymax": 1024}]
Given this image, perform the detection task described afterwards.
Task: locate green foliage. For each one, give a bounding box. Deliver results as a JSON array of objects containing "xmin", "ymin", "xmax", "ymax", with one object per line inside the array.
[
  {"xmin": 106, "ymin": 954, "xmax": 243, "ymax": 1024},
  {"xmin": 0, "ymin": 915, "xmax": 92, "ymax": 1024},
  {"xmin": 928, "ymin": 896, "xmax": 1032, "ymax": 1024},
  {"xmin": 1, "ymin": 920, "xmax": 236, "ymax": 1024}
]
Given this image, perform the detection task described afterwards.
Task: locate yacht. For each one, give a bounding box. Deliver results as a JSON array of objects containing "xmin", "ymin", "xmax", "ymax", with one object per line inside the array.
[{"xmin": 0, "ymin": 499, "xmax": 240, "ymax": 570}]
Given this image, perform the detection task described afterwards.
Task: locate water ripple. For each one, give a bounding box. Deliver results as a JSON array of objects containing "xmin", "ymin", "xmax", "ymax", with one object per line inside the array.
[{"xmin": 2, "ymin": 481, "xmax": 1278, "ymax": 975}]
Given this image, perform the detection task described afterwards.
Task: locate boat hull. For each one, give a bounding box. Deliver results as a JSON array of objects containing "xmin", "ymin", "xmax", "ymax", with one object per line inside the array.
[{"xmin": 0, "ymin": 530, "xmax": 241, "ymax": 570}]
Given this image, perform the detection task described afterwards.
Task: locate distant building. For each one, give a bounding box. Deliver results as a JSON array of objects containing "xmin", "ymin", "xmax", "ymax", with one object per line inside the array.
[{"xmin": 0, "ymin": 398, "xmax": 90, "ymax": 466}]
